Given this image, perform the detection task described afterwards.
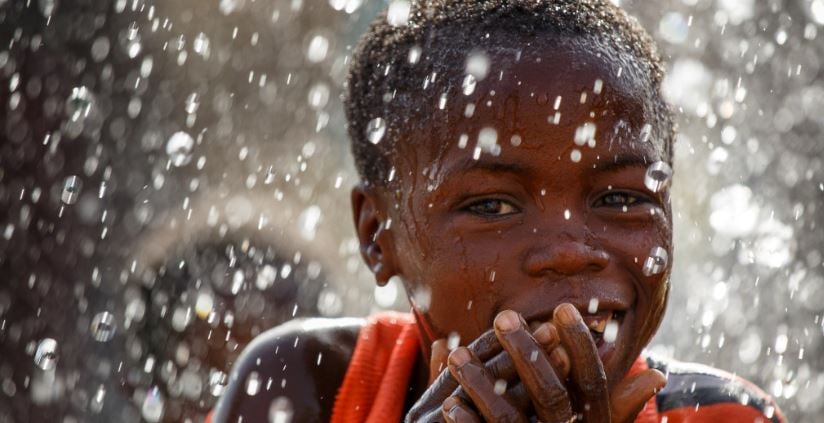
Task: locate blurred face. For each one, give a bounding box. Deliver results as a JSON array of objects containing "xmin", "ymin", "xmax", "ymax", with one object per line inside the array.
[{"xmin": 381, "ymin": 40, "xmax": 672, "ymax": 387}]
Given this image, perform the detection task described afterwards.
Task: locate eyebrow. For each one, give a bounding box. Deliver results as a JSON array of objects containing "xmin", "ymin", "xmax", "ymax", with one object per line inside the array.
[
  {"xmin": 441, "ymin": 156, "xmax": 531, "ymax": 180},
  {"xmin": 594, "ymin": 153, "xmax": 653, "ymax": 173}
]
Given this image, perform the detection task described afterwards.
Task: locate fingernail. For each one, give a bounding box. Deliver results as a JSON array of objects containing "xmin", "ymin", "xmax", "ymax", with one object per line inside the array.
[
  {"xmin": 494, "ymin": 310, "xmax": 521, "ymax": 332},
  {"xmin": 556, "ymin": 303, "xmax": 580, "ymax": 325},
  {"xmin": 442, "ymin": 396, "xmax": 460, "ymax": 411},
  {"xmin": 449, "ymin": 347, "xmax": 471, "ymax": 367},
  {"xmin": 533, "ymin": 323, "xmax": 556, "ymax": 345}
]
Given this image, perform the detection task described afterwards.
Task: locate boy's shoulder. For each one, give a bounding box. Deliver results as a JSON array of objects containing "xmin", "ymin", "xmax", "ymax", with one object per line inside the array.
[
  {"xmin": 647, "ymin": 354, "xmax": 784, "ymax": 422},
  {"xmin": 211, "ymin": 317, "xmax": 365, "ymax": 423}
]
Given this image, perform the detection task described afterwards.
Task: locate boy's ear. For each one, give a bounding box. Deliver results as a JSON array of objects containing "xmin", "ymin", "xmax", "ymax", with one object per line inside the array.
[{"xmin": 351, "ymin": 183, "xmax": 397, "ymax": 286}]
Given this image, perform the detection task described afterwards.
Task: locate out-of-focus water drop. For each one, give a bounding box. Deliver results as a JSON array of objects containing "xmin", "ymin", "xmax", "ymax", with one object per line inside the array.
[
  {"xmin": 38, "ymin": 0, "xmax": 57, "ymax": 17},
  {"xmin": 447, "ymin": 332, "xmax": 461, "ymax": 350},
  {"xmin": 709, "ymin": 184, "xmax": 759, "ymax": 237},
  {"xmin": 34, "ymin": 338, "xmax": 58, "ymax": 371},
  {"xmin": 166, "ymin": 131, "xmax": 195, "ymax": 167},
  {"xmin": 408, "ymin": 45, "xmax": 422, "ymax": 64},
  {"xmin": 374, "ymin": 276, "xmax": 398, "ymax": 308},
  {"xmin": 245, "ymin": 371, "xmax": 261, "ymax": 396},
  {"xmin": 812, "ymin": 0, "xmax": 824, "ymax": 25},
  {"xmin": 90, "ymin": 385, "xmax": 105, "ymax": 413},
  {"xmin": 61, "ymin": 175, "xmax": 82, "ymax": 205},
  {"xmin": 659, "ymin": 12, "xmax": 689, "ymax": 44},
  {"xmin": 306, "ymin": 34, "xmax": 330, "ymax": 63},
  {"xmin": 141, "ymin": 386, "xmax": 164, "ymax": 422},
  {"xmin": 269, "ymin": 396, "xmax": 294, "ymax": 423},
  {"xmin": 738, "ymin": 332, "xmax": 762, "ymax": 363},
  {"xmin": 642, "ymin": 246, "xmax": 668, "ymax": 276},
  {"xmin": 462, "ymin": 74, "xmax": 477, "ymax": 96},
  {"xmin": 308, "ymin": 83, "xmax": 330, "ymax": 110},
  {"xmin": 570, "ymin": 149, "xmax": 582, "ymax": 163},
  {"xmin": 219, "ymin": 0, "xmax": 243, "ymax": 15},
  {"xmin": 466, "ymin": 51, "xmax": 490, "ymax": 81},
  {"xmin": 298, "ymin": 205, "xmax": 322, "ymax": 241},
  {"xmin": 193, "ymin": 32, "xmax": 211, "ymax": 58},
  {"xmin": 90, "ymin": 311, "xmax": 117, "ymax": 342},
  {"xmin": 366, "ymin": 117, "xmax": 386, "ymax": 144},
  {"xmin": 477, "ymin": 127, "xmax": 499, "ymax": 156},
  {"xmin": 574, "ymin": 122, "xmax": 596, "ymax": 146},
  {"xmin": 387, "ymin": 1, "xmax": 411, "ymax": 27},
  {"xmin": 644, "ymin": 162, "xmax": 673, "ymax": 193}
]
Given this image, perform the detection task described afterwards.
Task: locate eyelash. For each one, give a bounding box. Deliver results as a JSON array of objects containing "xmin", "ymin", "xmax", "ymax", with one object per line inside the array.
[{"xmin": 593, "ymin": 191, "xmax": 649, "ymax": 208}]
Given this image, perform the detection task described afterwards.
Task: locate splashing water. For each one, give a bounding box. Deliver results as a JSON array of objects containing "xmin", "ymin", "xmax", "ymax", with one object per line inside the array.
[
  {"xmin": 34, "ymin": 338, "xmax": 58, "ymax": 371},
  {"xmin": 644, "ymin": 162, "xmax": 673, "ymax": 193},
  {"xmin": 90, "ymin": 311, "xmax": 117, "ymax": 342},
  {"xmin": 642, "ymin": 246, "xmax": 668, "ymax": 276}
]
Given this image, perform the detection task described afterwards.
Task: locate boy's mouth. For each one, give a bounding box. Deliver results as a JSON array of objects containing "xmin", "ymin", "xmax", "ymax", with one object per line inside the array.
[{"xmin": 526, "ymin": 307, "xmax": 627, "ymax": 364}]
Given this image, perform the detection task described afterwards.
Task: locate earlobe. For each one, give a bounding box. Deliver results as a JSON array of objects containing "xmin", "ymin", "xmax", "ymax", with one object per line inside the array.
[{"xmin": 351, "ymin": 184, "xmax": 397, "ymax": 286}]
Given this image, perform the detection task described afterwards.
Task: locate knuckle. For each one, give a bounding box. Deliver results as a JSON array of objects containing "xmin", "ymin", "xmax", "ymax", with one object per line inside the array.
[{"xmin": 536, "ymin": 387, "xmax": 570, "ymax": 409}]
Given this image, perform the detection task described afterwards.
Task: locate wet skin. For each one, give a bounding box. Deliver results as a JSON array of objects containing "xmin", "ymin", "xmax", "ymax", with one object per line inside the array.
[
  {"xmin": 214, "ymin": 39, "xmax": 672, "ymax": 422},
  {"xmin": 354, "ymin": 39, "xmax": 673, "ymax": 421}
]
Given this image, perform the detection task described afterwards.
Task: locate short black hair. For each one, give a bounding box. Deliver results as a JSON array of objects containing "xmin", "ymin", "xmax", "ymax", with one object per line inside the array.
[{"xmin": 344, "ymin": 0, "xmax": 674, "ymax": 186}]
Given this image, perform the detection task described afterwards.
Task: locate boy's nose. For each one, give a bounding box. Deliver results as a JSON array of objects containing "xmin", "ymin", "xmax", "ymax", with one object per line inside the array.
[{"xmin": 522, "ymin": 234, "xmax": 610, "ymax": 276}]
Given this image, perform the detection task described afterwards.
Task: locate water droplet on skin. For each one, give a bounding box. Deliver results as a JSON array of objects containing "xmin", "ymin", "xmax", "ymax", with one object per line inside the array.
[
  {"xmin": 386, "ymin": 0, "xmax": 411, "ymax": 27},
  {"xmin": 642, "ymin": 246, "xmax": 668, "ymax": 276},
  {"xmin": 209, "ymin": 370, "xmax": 229, "ymax": 396},
  {"xmin": 574, "ymin": 122, "xmax": 596, "ymax": 146},
  {"xmin": 458, "ymin": 133, "xmax": 469, "ymax": 149},
  {"xmin": 447, "ymin": 332, "xmax": 461, "ymax": 350},
  {"xmin": 644, "ymin": 162, "xmax": 673, "ymax": 193},
  {"xmin": 256, "ymin": 264, "xmax": 277, "ymax": 290},
  {"xmin": 246, "ymin": 371, "xmax": 261, "ymax": 396},
  {"xmin": 166, "ymin": 131, "xmax": 195, "ymax": 167},
  {"xmin": 510, "ymin": 134, "xmax": 522, "ymax": 146},
  {"xmin": 141, "ymin": 386, "xmax": 165, "ymax": 422},
  {"xmin": 493, "ymin": 379, "xmax": 507, "ymax": 395},
  {"xmin": 34, "ymin": 338, "xmax": 58, "ymax": 370},
  {"xmin": 593, "ymin": 79, "xmax": 604, "ymax": 94},
  {"xmin": 61, "ymin": 175, "xmax": 82, "ymax": 205},
  {"xmin": 269, "ymin": 396, "xmax": 294, "ymax": 423},
  {"xmin": 639, "ymin": 123, "xmax": 652, "ymax": 142},
  {"xmin": 462, "ymin": 74, "xmax": 477, "ymax": 96},
  {"xmin": 603, "ymin": 321, "xmax": 619, "ymax": 343},
  {"xmin": 564, "ymin": 209, "xmax": 571, "ymax": 220},
  {"xmin": 466, "ymin": 51, "xmax": 490, "ymax": 81},
  {"xmin": 570, "ymin": 149, "xmax": 582, "ymax": 163},
  {"xmin": 366, "ymin": 117, "xmax": 386, "ymax": 144},
  {"xmin": 477, "ymin": 127, "xmax": 499, "ymax": 155},
  {"xmin": 90, "ymin": 311, "xmax": 117, "ymax": 342}
]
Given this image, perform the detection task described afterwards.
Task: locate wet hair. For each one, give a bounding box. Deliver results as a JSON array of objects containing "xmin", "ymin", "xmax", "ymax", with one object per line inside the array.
[{"xmin": 344, "ymin": 0, "xmax": 674, "ymax": 186}]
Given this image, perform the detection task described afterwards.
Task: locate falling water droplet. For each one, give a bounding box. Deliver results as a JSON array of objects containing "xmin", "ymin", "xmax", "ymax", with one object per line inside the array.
[
  {"xmin": 570, "ymin": 149, "xmax": 582, "ymax": 163},
  {"xmin": 447, "ymin": 332, "xmax": 461, "ymax": 350},
  {"xmin": 38, "ymin": 0, "xmax": 57, "ymax": 17},
  {"xmin": 366, "ymin": 117, "xmax": 386, "ymax": 145},
  {"xmin": 193, "ymin": 32, "xmax": 211, "ymax": 57},
  {"xmin": 141, "ymin": 386, "xmax": 165, "ymax": 422},
  {"xmin": 493, "ymin": 379, "xmax": 507, "ymax": 395},
  {"xmin": 306, "ymin": 34, "xmax": 330, "ymax": 63},
  {"xmin": 184, "ymin": 93, "xmax": 200, "ymax": 114},
  {"xmin": 90, "ymin": 311, "xmax": 117, "ymax": 342},
  {"xmin": 269, "ymin": 396, "xmax": 294, "ymax": 423},
  {"xmin": 639, "ymin": 123, "xmax": 652, "ymax": 142},
  {"xmin": 588, "ymin": 298, "xmax": 599, "ymax": 314},
  {"xmin": 642, "ymin": 246, "xmax": 668, "ymax": 276},
  {"xmin": 208, "ymin": 370, "xmax": 229, "ymax": 396},
  {"xmin": 408, "ymin": 45, "xmax": 422, "ymax": 64},
  {"xmin": 644, "ymin": 162, "xmax": 673, "ymax": 193},
  {"xmin": 61, "ymin": 176, "xmax": 82, "ymax": 205},
  {"xmin": 66, "ymin": 86, "xmax": 94, "ymax": 122},
  {"xmin": 246, "ymin": 371, "xmax": 261, "ymax": 396},
  {"xmin": 462, "ymin": 74, "xmax": 477, "ymax": 96},
  {"xmin": 34, "ymin": 338, "xmax": 58, "ymax": 370},
  {"xmin": 166, "ymin": 131, "xmax": 195, "ymax": 167}
]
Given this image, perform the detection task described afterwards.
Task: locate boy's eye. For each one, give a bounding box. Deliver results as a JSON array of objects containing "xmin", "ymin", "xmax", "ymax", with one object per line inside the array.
[
  {"xmin": 594, "ymin": 192, "xmax": 646, "ymax": 208},
  {"xmin": 465, "ymin": 199, "xmax": 519, "ymax": 216}
]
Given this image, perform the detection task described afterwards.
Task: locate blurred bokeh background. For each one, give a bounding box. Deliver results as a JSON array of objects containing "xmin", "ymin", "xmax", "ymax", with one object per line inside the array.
[{"xmin": 0, "ymin": 0, "xmax": 822, "ymax": 421}]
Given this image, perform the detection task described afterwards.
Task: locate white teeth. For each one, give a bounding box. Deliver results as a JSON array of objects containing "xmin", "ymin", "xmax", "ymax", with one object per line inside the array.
[{"xmin": 589, "ymin": 319, "xmax": 608, "ymax": 333}]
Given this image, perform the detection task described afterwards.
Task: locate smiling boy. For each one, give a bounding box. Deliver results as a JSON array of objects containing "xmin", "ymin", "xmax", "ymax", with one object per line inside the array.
[{"xmin": 210, "ymin": 1, "xmax": 783, "ymax": 422}]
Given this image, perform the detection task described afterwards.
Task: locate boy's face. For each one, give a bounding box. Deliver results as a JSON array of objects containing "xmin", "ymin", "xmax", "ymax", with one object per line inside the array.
[{"xmin": 373, "ymin": 42, "xmax": 671, "ymax": 387}]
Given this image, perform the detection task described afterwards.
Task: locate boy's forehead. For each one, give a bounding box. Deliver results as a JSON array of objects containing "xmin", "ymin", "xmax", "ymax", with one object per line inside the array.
[{"xmin": 394, "ymin": 41, "xmax": 653, "ymax": 170}]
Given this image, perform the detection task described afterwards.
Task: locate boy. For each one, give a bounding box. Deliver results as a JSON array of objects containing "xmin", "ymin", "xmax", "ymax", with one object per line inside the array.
[{"xmin": 211, "ymin": 1, "xmax": 784, "ymax": 422}]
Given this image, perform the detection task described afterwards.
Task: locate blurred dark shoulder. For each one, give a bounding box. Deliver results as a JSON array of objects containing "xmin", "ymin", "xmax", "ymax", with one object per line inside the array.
[{"xmin": 210, "ymin": 317, "xmax": 364, "ymax": 423}]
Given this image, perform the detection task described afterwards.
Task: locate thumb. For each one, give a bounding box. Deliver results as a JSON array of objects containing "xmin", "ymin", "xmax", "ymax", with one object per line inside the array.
[
  {"xmin": 429, "ymin": 339, "xmax": 449, "ymax": 384},
  {"xmin": 610, "ymin": 369, "xmax": 667, "ymax": 423}
]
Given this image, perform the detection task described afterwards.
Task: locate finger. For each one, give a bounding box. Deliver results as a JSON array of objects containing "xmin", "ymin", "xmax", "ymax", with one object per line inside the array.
[
  {"xmin": 610, "ymin": 369, "xmax": 666, "ymax": 423},
  {"xmin": 448, "ymin": 347, "xmax": 527, "ymax": 423},
  {"xmin": 430, "ymin": 339, "xmax": 450, "ymax": 384},
  {"xmin": 554, "ymin": 303, "xmax": 610, "ymax": 421},
  {"xmin": 495, "ymin": 310, "xmax": 574, "ymax": 423},
  {"xmin": 534, "ymin": 322, "xmax": 571, "ymax": 380},
  {"xmin": 442, "ymin": 396, "xmax": 482, "ymax": 423}
]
